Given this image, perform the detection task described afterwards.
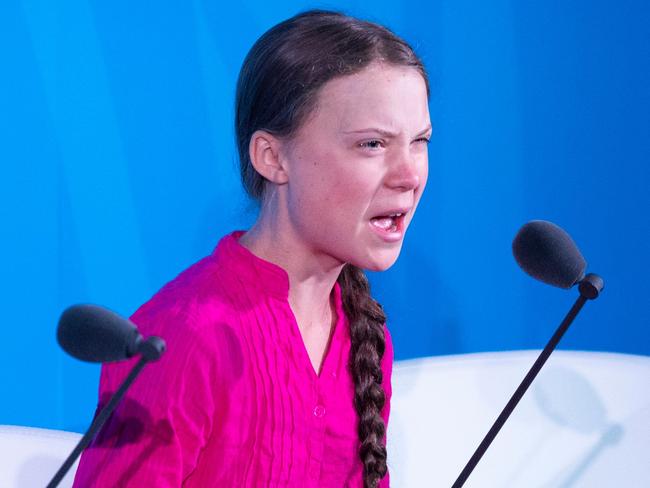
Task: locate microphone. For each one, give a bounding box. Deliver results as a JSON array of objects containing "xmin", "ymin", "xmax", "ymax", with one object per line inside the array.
[
  {"xmin": 57, "ymin": 304, "xmax": 144, "ymax": 362},
  {"xmin": 512, "ymin": 220, "xmax": 586, "ymax": 288},
  {"xmin": 48, "ymin": 305, "xmax": 165, "ymax": 488},
  {"xmin": 452, "ymin": 220, "xmax": 604, "ymax": 488}
]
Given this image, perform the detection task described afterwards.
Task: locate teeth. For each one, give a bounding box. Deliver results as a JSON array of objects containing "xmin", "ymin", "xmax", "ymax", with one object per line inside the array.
[{"xmin": 371, "ymin": 217, "xmax": 394, "ymax": 230}]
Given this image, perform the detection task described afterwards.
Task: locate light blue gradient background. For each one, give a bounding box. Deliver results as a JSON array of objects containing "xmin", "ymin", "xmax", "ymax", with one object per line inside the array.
[{"xmin": 2, "ymin": 1, "xmax": 648, "ymax": 432}]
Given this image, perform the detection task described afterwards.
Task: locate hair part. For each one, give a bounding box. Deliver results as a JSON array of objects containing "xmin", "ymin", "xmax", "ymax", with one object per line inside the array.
[{"xmin": 235, "ymin": 9, "xmax": 427, "ymax": 487}]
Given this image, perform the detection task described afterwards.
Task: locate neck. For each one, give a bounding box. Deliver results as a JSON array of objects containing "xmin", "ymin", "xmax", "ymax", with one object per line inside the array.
[{"xmin": 239, "ymin": 203, "xmax": 345, "ymax": 331}]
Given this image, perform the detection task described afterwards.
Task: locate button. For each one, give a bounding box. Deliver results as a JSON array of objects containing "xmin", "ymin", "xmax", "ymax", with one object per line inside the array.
[
  {"xmin": 313, "ymin": 405, "xmax": 326, "ymax": 418},
  {"xmin": 331, "ymin": 371, "xmax": 337, "ymax": 378}
]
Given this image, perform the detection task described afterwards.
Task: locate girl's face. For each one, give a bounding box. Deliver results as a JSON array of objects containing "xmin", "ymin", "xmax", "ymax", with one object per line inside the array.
[{"xmin": 280, "ymin": 62, "xmax": 431, "ymax": 271}]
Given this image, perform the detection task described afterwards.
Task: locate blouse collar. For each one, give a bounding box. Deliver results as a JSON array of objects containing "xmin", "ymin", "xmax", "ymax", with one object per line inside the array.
[
  {"xmin": 213, "ymin": 230, "xmax": 289, "ymax": 299},
  {"xmin": 212, "ymin": 230, "xmax": 346, "ymax": 346},
  {"xmin": 213, "ymin": 230, "xmax": 344, "ymax": 307}
]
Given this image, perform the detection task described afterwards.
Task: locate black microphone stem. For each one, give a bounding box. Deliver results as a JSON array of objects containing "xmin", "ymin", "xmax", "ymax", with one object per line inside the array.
[
  {"xmin": 47, "ymin": 356, "xmax": 149, "ymax": 488},
  {"xmin": 451, "ymin": 273, "xmax": 603, "ymax": 488}
]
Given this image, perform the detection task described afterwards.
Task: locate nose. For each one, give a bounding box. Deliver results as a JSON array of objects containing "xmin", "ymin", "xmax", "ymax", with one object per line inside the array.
[{"xmin": 385, "ymin": 150, "xmax": 421, "ymax": 191}]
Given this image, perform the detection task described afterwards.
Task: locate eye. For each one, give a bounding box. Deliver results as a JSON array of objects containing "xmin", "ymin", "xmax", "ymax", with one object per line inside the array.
[
  {"xmin": 358, "ymin": 139, "xmax": 384, "ymax": 150},
  {"xmin": 414, "ymin": 137, "xmax": 431, "ymax": 145}
]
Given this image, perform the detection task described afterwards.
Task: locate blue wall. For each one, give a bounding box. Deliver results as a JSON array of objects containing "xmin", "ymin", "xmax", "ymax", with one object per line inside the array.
[{"xmin": 1, "ymin": 1, "xmax": 648, "ymax": 432}]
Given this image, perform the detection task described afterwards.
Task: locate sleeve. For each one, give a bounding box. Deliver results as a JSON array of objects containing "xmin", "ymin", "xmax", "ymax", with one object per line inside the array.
[
  {"xmin": 72, "ymin": 305, "xmax": 220, "ymax": 487},
  {"xmin": 379, "ymin": 324, "xmax": 394, "ymax": 488}
]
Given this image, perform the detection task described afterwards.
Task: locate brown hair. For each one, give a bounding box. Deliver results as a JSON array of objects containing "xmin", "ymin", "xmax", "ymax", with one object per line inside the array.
[{"xmin": 235, "ymin": 9, "xmax": 428, "ymax": 487}]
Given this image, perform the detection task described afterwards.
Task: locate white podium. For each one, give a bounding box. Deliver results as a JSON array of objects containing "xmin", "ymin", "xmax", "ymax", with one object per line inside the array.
[
  {"xmin": 0, "ymin": 425, "xmax": 81, "ymax": 488},
  {"xmin": 387, "ymin": 350, "xmax": 650, "ymax": 487}
]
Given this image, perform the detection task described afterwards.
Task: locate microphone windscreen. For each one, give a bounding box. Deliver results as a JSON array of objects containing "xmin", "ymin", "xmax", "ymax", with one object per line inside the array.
[
  {"xmin": 57, "ymin": 304, "xmax": 142, "ymax": 362},
  {"xmin": 512, "ymin": 220, "xmax": 586, "ymax": 289}
]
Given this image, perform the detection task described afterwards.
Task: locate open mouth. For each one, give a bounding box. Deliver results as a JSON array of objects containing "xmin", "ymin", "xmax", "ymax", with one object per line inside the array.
[{"xmin": 370, "ymin": 212, "xmax": 405, "ymax": 234}]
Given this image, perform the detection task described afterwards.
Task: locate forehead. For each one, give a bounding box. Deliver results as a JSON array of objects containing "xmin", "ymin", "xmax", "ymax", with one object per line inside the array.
[{"xmin": 307, "ymin": 63, "xmax": 430, "ymax": 133}]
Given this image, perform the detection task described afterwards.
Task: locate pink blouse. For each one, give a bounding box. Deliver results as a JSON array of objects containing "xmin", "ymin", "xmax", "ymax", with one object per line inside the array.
[{"xmin": 72, "ymin": 230, "xmax": 393, "ymax": 487}]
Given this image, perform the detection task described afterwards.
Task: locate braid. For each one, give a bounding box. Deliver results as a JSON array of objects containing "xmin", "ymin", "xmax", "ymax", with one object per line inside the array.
[{"xmin": 337, "ymin": 264, "xmax": 388, "ymax": 488}]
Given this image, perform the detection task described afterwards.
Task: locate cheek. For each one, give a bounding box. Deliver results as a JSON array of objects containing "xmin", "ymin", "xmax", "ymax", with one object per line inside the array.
[
  {"xmin": 288, "ymin": 163, "xmax": 340, "ymax": 222},
  {"xmin": 326, "ymin": 168, "xmax": 377, "ymax": 221},
  {"xmin": 308, "ymin": 175, "xmax": 360, "ymax": 222},
  {"xmin": 297, "ymin": 158, "xmax": 369, "ymax": 210}
]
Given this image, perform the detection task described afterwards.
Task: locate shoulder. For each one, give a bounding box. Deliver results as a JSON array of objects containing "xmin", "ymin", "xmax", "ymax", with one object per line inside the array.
[
  {"xmin": 130, "ymin": 250, "xmax": 235, "ymax": 336},
  {"xmin": 96, "ymin": 254, "xmax": 238, "ymax": 412},
  {"xmin": 122, "ymin": 251, "xmax": 245, "ymax": 384}
]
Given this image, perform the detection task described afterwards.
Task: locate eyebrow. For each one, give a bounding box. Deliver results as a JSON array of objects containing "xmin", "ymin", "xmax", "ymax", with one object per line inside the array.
[{"xmin": 342, "ymin": 124, "xmax": 433, "ymax": 138}]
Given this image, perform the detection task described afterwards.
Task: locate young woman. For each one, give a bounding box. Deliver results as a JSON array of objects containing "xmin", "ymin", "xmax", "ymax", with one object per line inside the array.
[{"xmin": 73, "ymin": 9, "xmax": 430, "ymax": 488}]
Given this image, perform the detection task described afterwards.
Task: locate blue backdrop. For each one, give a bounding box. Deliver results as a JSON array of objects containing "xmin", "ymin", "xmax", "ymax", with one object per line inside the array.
[{"xmin": 2, "ymin": 1, "xmax": 648, "ymax": 432}]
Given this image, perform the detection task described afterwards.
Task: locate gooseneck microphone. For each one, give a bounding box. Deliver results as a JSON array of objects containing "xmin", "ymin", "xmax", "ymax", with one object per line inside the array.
[
  {"xmin": 57, "ymin": 304, "xmax": 165, "ymax": 363},
  {"xmin": 48, "ymin": 305, "xmax": 166, "ymax": 488},
  {"xmin": 452, "ymin": 220, "xmax": 604, "ymax": 488},
  {"xmin": 512, "ymin": 220, "xmax": 587, "ymax": 288}
]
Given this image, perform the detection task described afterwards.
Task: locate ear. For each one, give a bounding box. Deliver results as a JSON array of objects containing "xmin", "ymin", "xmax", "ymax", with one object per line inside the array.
[{"xmin": 248, "ymin": 130, "xmax": 289, "ymax": 185}]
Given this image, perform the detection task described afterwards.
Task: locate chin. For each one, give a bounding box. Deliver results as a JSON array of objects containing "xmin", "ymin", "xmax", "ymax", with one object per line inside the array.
[{"xmin": 356, "ymin": 248, "xmax": 402, "ymax": 272}]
